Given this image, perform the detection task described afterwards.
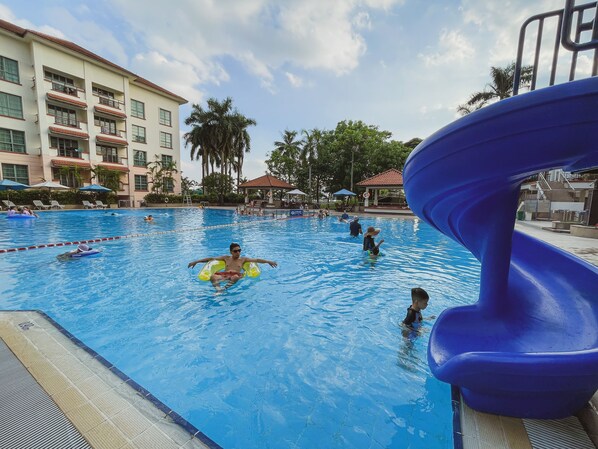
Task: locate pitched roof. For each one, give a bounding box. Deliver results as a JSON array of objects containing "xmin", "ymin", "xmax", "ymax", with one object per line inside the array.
[
  {"xmin": 239, "ymin": 174, "xmax": 295, "ymax": 189},
  {"xmin": 0, "ymin": 19, "xmax": 187, "ymax": 104},
  {"xmin": 356, "ymin": 168, "xmax": 404, "ymax": 187}
]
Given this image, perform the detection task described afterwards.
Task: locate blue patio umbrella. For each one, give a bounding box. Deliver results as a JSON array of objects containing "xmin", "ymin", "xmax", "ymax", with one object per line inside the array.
[
  {"xmin": 79, "ymin": 184, "xmax": 111, "ymax": 192},
  {"xmin": 333, "ymin": 188, "xmax": 356, "ymax": 196},
  {"xmin": 0, "ymin": 179, "xmax": 30, "ymax": 202}
]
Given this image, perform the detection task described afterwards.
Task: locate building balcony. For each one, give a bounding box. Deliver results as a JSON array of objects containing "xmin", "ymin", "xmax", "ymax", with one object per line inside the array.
[
  {"xmin": 46, "ymin": 92, "xmax": 87, "ymax": 109},
  {"xmin": 96, "ymin": 160, "xmax": 130, "ymax": 172},
  {"xmin": 94, "ymin": 104, "xmax": 127, "ymax": 119},
  {"xmin": 96, "ymin": 128, "xmax": 128, "ymax": 146},
  {"xmin": 49, "ymin": 125, "xmax": 90, "ymax": 140}
]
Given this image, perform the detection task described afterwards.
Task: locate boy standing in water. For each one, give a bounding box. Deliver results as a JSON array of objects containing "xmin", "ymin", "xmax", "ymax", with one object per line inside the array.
[{"xmin": 402, "ymin": 287, "xmax": 430, "ymax": 328}]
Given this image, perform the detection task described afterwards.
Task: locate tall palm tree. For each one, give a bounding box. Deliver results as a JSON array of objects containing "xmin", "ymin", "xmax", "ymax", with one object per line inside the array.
[
  {"xmin": 457, "ymin": 62, "xmax": 533, "ymax": 115},
  {"xmin": 274, "ymin": 130, "xmax": 302, "ymax": 184},
  {"xmin": 184, "ymin": 97, "xmax": 256, "ymax": 187},
  {"xmin": 301, "ymin": 128, "xmax": 323, "ymax": 200}
]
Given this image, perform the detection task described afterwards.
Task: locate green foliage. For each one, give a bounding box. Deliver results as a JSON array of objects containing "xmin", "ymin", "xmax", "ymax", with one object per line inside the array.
[
  {"xmin": 90, "ymin": 166, "xmax": 123, "ymax": 192},
  {"xmin": 201, "ymin": 172, "xmax": 234, "ymax": 204},
  {"xmin": 147, "ymin": 156, "xmax": 178, "ymax": 194},
  {"xmin": 3, "ymin": 189, "xmax": 114, "ymax": 205}
]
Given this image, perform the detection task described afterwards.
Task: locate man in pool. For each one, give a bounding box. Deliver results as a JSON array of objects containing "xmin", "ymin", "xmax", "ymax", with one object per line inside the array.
[{"xmin": 188, "ymin": 242, "xmax": 278, "ymax": 291}]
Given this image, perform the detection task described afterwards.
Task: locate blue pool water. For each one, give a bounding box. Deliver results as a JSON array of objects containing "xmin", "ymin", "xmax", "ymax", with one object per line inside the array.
[{"xmin": 0, "ymin": 209, "xmax": 480, "ymax": 449}]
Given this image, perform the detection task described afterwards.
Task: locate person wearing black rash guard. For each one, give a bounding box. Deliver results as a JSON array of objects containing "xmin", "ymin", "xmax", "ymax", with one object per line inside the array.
[
  {"xmin": 349, "ymin": 217, "xmax": 362, "ymax": 237},
  {"xmin": 402, "ymin": 287, "xmax": 430, "ymax": 327}
]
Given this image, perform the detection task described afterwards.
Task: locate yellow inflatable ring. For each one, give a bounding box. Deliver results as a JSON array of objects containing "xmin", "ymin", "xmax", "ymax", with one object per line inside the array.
[{"xmin": 198, "ymin": 260, "xmax": 261, "ymax": 281}]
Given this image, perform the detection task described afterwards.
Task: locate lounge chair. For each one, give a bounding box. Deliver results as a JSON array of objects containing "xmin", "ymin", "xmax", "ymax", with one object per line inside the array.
[
  {"xmin": 82, "ymin": 200, "xmax": 96, "ymax": 209},
  {"xmin": 33, "ymin": 200, "xmax": 51, "ymax": 210},
  {"xmin": 2, "ymin": 200, "xmax": 23, "ymax": 209},
  {"xmin": 50, "ymin": 200, "xmax": 64, "ymax": 210},
  {"xmin": 95, "ymin": 200, "xmax": 107, "ymax": 209}
]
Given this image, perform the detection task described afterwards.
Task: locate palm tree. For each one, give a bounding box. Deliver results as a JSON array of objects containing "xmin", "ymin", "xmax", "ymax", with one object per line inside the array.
[
  {"xmin": 301, "ymin": 128, "xmax": 323, "ymax": 201},
  {"xmin": 184, "ymin": 97, "xmax": 256, "ymax": 189},
  {"xmin": 274, "ymin": 130, "xmax": 302, "ymax": 183},
  {"xmin": 457, "ymin": 62, "xmax": 533, "ymax": 115}
]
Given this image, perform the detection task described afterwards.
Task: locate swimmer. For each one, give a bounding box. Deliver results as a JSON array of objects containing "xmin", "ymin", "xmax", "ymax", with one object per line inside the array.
[
  {"xmin": 144, "ymin": 214, "xmax": 154, "ymax": 222},
  {"xmin": 188, "ymin": 242, "xmax": 277, "ymax": 291},
  {"xmin": 57, "ymin": 244, "xmax": 93, "ymax": 260}
]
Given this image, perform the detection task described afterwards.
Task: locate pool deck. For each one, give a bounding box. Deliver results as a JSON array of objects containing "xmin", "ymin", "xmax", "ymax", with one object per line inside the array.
[{"xmin": 0, "ymin": 310, "xmax": 219, "ymax": 449}]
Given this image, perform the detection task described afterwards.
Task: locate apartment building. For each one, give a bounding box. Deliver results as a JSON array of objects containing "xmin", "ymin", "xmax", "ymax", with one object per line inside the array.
[{"xmin": 0, "ymin": 19, "xmax": 187, "ymax": 206}]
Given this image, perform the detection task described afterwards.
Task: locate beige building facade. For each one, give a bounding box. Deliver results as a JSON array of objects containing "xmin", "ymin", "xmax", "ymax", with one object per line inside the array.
[{"xmin": 0, "ymin": 19, "xmax": 187, "ymax": 207}]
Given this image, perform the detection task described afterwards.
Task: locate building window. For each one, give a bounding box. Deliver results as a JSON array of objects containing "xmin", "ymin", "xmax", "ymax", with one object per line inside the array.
[
  {"xmin": 51, "ymin": 167, "xmax": 81, "ymax": 188},
  {"xmin": 0, "ymin": 92, "xmax": 23, "ymax": 119},
  {"xmin": 161, "ymin": 154, "xmax": 173, "ymax": 166},
  {"xmin": 132, "ymin": 125, "xmax": 146, "ymax": 143},
  {"xmin": 159, "ymin": 108, "xmax": 171, "ymax": 126},
  {"xmin": 163, "ymin": 177, "xmax": 174, "ymax": 192},
  {"xmin": 50, "ymin": 136, "xmax": 81, "ymax": 158},
  {"xmin": 0, "ymin": 56, "xmax": 19, "ymax": 83},
  {"xmin": 94, "ymin": 116, "xmax": 117, "ymax": 135},
  {"xmin": 135, "ymin": 174, "xmax": 148, "ymax": 191},
  {"xmin": 160, "ymin": 131, "xmax": 172, "ymax": 148},
  {"xmin": 48, "ymin": 104, "xmax": 78, "ymax": 127},
  {"xmin": 97, "ymin": 145, "xmax": 119, "ymax": 163},
  {"xmin": 45, "ymin": 70, "xmax": 77, "ymax": 96},
  {"xmin": 2, "ymin": 163, "xmax": 29, "ymax": 184},
  {"xmin": 133, "ymin": 150, "xmax": 147, "ymax": 167},
  {"xmin": 0, "ymin": 128, "xmax": 25, "ymax": 153},
  {"xmin": 131, "ymin": 99, "xmax": 145, "ymax": 119}
]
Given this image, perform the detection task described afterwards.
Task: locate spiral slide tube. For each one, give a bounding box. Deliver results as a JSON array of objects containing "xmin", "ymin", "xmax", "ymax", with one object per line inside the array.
[{"xmin": 403, "ymin": 77, "xmax": 598, "ymax": 418}]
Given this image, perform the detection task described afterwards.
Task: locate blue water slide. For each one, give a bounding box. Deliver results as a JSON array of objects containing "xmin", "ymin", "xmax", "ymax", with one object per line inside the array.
[{"xmin": 403, "ymin": 77, "xmax": 598, "ymax": 419}]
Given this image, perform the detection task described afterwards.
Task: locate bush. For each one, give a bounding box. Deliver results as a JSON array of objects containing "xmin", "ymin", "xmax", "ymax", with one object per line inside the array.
[{"xmin": 2, "ymin": 189, "xmax": 113, "ymax": 206}]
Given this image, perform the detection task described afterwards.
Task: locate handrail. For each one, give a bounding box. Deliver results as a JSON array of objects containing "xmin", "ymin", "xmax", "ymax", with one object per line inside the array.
[{"xmin": 514, "ymin": 1, "xmax": 598, "ymax": 95}]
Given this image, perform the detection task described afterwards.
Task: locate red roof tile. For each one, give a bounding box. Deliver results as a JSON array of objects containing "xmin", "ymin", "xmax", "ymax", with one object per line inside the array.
[
  {"xmin": 356, "ymin": 169, "xmax": 404, "ymax": 187},
  {"xmin": 239, "ymin": 174, "xmax": 295, "ymax": 189},
  {"xmin": 97, "ymin": 163, "xmax": 129, "ymax": 172},
  {"xmin": 94, "ymin": 105, "xmax": 127, "ymax": 119},
  {"xmin": 51, "ymin": 158, "xmax": 91, "ymax": 168},
  {"xmin": 47, "ymin": 92, "xmax": 87, "ymax": 109},
  {"xmin": 0, "ymin": 19, "xmax": 187, "ymax": 104},
  {"xmin": 96, "ymin": 134, "xmax": 128, "ymax": 146},
  {"xmin": 49, "ymin": 126, "xmax": 89, "ymax": 139}
]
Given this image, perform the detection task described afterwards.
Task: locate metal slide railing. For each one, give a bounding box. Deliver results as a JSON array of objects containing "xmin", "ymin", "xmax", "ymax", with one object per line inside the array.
[{"xmin": 514, "ymin": 0, "xmax": 598, "ymax": 95}]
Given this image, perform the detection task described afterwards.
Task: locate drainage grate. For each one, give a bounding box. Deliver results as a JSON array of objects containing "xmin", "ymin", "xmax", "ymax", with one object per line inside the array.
[
  {"xmin": 523, "ymin": 416, "xmax": 594, "ymax": 449},
  {"xmin": 0, "ymin": 338, "xmax": 92, "ymax": 449}
]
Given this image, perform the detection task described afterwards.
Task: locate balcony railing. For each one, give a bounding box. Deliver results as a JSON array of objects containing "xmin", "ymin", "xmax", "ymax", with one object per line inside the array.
[
  {"xmin": 102, "ymin": 154, "xmax": 121, "ymax": 164},
  {"xmin": 132, "ymin": 135, "xmax": 146, "ymax": 143},
  {"xmin": 46, "ymin": 79, "xmax": 84, "ymax": 97},
  {"xmin": 96, "ymin": 95, "xmax": 125, "ymax": 110},
  {"xmin": 54, "ymin": 116, "xmax": 79, "ymax": 128},
  {"xmin": 58, "ymin": 148, "xmax": 83, "ymax": 159}
]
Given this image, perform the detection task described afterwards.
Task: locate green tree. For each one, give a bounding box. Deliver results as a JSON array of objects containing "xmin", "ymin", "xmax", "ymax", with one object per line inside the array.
[
  {"xmin": 56, "ymin": 165, "xmax": 83, "ymax": 188},
  {"xmin": 457, "ymin": 62, "xmax": 534, "ymax": 115},
  {"xmin": 147, "ymin": 156, "xmax": 178, "ymax": 194},
  {"xmin": 184, "ymin": 97, "xmax": 256, "ymax": 189},
  {"xmin": 90, "ymin": 166, "xmax": 123, "ymax": 192},
  {"xmin": 202, "ymin": 172, "xmax": 233, "ymax": 203},
  {"xmin": 266, "ymin": 130, "xmax": 303, "ymax": 184}
]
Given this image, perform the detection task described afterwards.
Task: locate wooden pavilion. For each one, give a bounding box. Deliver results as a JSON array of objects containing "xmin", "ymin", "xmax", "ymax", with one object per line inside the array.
[
  {"xmin": 239, "ymin": 174, "xmax": 295, "ymax": 205},
  {"xmin": 356, "ymin": 168, "xmax": 410, "ymax": 214}
]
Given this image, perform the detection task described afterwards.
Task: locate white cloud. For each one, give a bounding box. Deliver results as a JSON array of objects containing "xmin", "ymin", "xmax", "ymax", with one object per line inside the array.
[
  {"xmin": 131, "ymin": 52, "xmax": 204, "ymax": 104},
  {"xmin": 285, "ymin": 72, "xmax": 303, "ymax": 88},
  {"xmin": 418, "ymin": 29, "xmax": 474, "ymax": 67},
  {"xmin": 0, "ymin": 4, "xmax": 66, "ymax": 38}
]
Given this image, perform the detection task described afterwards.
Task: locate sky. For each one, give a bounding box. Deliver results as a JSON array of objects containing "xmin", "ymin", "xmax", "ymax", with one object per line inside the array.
[{"xmin": 1, "ymin": 0, "xmax": 592, "ymax": 182}]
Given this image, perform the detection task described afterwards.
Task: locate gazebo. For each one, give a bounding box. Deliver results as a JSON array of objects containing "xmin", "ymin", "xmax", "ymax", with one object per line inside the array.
[
  {"xmin": 239, "ymin": 174, "xmax": 295, "ymax": 205},
  {"xmin": 356, "ymin": 168, "xmax": 408, "ymax": 213}
]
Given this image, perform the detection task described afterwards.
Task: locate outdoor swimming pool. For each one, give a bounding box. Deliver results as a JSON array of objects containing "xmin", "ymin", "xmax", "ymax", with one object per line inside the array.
[{"xmin": 0, "ymin": 208, "xmax": 480, "ymax": 449}]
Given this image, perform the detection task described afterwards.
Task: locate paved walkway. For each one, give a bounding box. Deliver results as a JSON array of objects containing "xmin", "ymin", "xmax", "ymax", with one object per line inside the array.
[{"xmin": 515, "ymin": 220, "xmax": 598, "ymax": 266}]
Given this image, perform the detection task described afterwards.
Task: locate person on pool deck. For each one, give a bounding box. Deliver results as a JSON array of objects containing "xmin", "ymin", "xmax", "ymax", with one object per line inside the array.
[
  {"xmin": 363, "ymin": 226, "xmax": 384, "ymax": 252},
  {"xmin": 402, "ymin": 287, "xmax": 430, "ymax": 328},
  {"xmin": 349, "ymin": 217, "xmax": 362, "ymax": 237},
  {"xmin": 187, "ymin": 242, "xmax": 278, "ymax": 291}
]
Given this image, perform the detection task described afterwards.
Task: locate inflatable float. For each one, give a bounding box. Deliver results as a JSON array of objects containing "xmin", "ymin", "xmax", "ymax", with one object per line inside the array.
[{"xmin": 198, "ymin": 260, "xmax": 261, "ymax": 281}]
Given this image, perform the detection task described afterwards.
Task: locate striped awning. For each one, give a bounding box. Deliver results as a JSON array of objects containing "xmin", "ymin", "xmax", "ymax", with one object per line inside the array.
[
  {"xmin": 94, "ymin": 105, "xmax": 127, "ymax": 119},
  {"xmin": 46, "ymin": 92, "xmax": 87, "ymax": 109},
  {"xmin": 48, "ymin": 126, "xmax": 89, "ymax": 140},
  {"xmin": 51, "ymin": 159, "xmax": 91, "ymax": 169},
  {"xmin": 97, "ymin": 162, "xmax": 129, "ymax": 172},
  {"xmin": 96, "ymin": 134, "xmax": 128, "ymax": 146}
]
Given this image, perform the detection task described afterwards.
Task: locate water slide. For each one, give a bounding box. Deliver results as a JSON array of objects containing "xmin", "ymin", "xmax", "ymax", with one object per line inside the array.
[{"xmin": 403, "ymin": 77, "xmax": 598, "ymax": 419}]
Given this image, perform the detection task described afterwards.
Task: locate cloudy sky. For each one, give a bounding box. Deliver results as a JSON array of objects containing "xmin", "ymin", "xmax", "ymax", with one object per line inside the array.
[{"xmin": 1, "ymin": 0, "xmax": 586, "ymax": 181}]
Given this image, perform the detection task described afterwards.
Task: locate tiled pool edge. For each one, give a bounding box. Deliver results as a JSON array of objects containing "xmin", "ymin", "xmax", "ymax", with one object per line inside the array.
[{"xmin": 0, "ymin": 310, "xmax": 223, "ymax": 449}]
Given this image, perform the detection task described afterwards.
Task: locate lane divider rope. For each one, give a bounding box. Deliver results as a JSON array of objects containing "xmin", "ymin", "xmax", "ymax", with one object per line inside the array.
[{"xmin": 0, "ymin": 218, "xmax": 285, "ymax": 254}]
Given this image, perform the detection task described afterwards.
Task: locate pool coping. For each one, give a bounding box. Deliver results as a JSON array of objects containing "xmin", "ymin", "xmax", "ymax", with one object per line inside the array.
[{"xmin": 0, "ymin": 310, "xmax": 222, "ymax": 449}]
